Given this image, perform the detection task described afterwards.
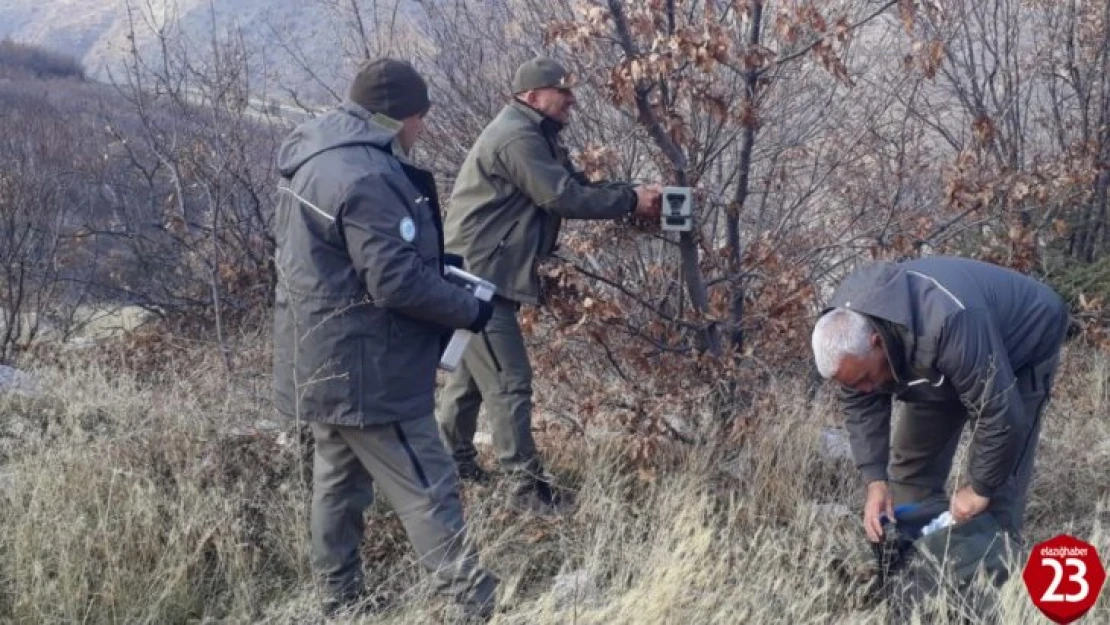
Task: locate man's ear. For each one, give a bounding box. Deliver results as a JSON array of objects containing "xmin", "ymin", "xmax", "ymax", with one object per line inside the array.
[{"xmin": 869, "ymin": 332, "xmax": 883, "ymax": 349}]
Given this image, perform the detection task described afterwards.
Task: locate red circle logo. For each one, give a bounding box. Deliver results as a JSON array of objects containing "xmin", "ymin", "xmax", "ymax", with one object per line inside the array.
[{"xmin": 1023, "ymin": 534, "xmax": 1106, "ymax": 624}]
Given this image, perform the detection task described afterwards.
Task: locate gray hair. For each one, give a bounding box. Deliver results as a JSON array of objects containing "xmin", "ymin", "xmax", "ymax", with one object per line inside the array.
[{"xmin": 812, "ymin": 307, "xmax": 873, "ymax": 379}]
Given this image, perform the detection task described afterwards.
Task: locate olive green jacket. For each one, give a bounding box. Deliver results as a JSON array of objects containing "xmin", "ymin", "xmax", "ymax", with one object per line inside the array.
[{"xmin": 443, "ymin": 100, "xmax": 637, "ymax": 304}]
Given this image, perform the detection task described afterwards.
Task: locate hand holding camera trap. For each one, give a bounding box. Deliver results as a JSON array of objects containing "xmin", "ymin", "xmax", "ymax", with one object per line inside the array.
[{"xmin": 660, "ymin": 186, "xmax": 693, "ymax": 232}]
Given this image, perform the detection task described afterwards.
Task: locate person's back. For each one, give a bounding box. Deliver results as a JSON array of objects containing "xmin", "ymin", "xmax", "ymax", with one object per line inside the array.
[
  {"xmin": 898, "ymin": 256, "xmax": 1067, "ymax": 369},
  {"xmin": 826, "ymin": 256, "xmax": 1068, "ymax": 389}
]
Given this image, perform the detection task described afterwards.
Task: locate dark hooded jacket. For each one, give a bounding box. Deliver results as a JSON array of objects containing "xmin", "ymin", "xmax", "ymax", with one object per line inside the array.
[
  {"xmin": 825, "ymin": 256, "xmax": 1069, "ymax": 497},
  {"xmin": 272, "ymin": 101, "xmax": 485, "ymax": 425}
]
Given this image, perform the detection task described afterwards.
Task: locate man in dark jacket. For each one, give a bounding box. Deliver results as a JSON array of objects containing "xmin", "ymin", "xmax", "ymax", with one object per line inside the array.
[
  {"xmin": 811, "ymin": 256, "xmax": 1070, "ymax": 546},
  {"xmin": 435, "ymin": 57, "xmax": 662, "ymax": 513},
  {"xmin": 272, "ymin": 58, "xmax": 498, "ymax": 619}
]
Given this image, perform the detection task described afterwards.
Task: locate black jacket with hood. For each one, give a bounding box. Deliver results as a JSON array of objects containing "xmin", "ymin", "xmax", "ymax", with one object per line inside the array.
[
  {"xmin": 272, "ymin": 101, "xmax": 486, "ymax": 426},
  {"xmin": 825, "ymin": 256, "xmax": 1069, "ymax": 497}
]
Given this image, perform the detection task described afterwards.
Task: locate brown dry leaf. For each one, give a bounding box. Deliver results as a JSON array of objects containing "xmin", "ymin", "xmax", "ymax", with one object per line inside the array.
[
  {"xmin": 803, "ymin": 4, "xmax": 827, "ymax": 33},
  {"xmin": 833, "ymin": 16, "xmax": 852, "ymax": 43},
  {"xmin": 973, "ymin": 115, "xmax": 995, "ymax": 145},
  {"xmin": 923, "ymin": 38, "xmax": 945, "ymax": 79},
  {"xmin": 899, "ymin": 0, "xmax": 916, "ymax": 34},
  {"xmin": 775, "ymin": 11, "xmax": 800, "ymax": 44},
  {"xmin": 704, "ymin": 94, "xmax": 730, "ymax": 122},
  {"xmin": 737, "ymin": 102, "xmax": 760, "ymax": 129}
]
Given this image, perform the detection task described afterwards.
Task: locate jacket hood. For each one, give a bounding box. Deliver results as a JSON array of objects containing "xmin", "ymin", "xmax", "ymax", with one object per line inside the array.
[
  {"xmin": 826, "ymin": 262, "xmax": 915, "ymax": 329},
  {"xmin": 826, "ymin": 260, "xmax": 954, "ymax": 388},
  {"xmin": 868, "ymin": 315, "xmax": 914, "ymax": 386},
  {"xmin": 826, "ymin": 261, "xmax": 920, "ymax": 385},
  {"xmin": 277, "ymin": 100, "xmax": 400, "ymax": 178}
]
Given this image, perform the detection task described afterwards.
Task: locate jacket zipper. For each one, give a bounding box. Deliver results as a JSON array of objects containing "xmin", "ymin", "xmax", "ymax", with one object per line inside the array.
[{"xmin": 490, "ymin": 220, "xmax": 519, "ymax": 260}]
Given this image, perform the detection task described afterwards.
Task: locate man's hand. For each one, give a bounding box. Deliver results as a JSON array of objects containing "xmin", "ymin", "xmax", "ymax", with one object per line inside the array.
[
  {"xmin": 950, "ymin": 485, "xmax": 990, "ymax": 523},
  {"xmin": 863, "ymin": 480, "xmax": 895, "ymax": 543},
  {"xmin": 633, "ymin": 184, "xmax": 662, "ymax": 219}
]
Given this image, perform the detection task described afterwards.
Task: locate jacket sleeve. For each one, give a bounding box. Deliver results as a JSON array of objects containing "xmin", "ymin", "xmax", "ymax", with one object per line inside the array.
[
  {"xmin": 840, "ymin": 386, "xmax": 893, "ymax": 484},
  {"xmin": 935, "ymin": 308, "xmax": 1024, "ymax": 498},
  {"xmin": 339, "ymin": 173, "xmax": 485, "ymax": 331},
  {"xmin": 495, "ymin": 134, "xmax": 637, "ymax": 219}
]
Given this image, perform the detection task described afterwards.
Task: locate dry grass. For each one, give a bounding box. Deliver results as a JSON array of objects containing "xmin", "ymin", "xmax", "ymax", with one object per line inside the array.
[{"xmin": 0, "ymin": 335, "xmax": 1107, "ymax": 624}]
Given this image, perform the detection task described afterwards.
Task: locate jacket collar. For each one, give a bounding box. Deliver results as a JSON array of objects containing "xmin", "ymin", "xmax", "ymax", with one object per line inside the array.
[
  {"xmin": 509, "ymin": 99, "xmax": 565, "ymax": 136},
  {"xmin": 339, "ymin": 99, "xmax": 438, "ymax": 170},
  {"xmin": 866, "ymin": 315, "xmax": 913, "ymax": 386},
  {"xmin": 339, "ymin": 100, "xmax": 401, "ymax": 142},
  {"xmin": 865, "ymin": 313, "xmax": 947, "ymax": 392}
]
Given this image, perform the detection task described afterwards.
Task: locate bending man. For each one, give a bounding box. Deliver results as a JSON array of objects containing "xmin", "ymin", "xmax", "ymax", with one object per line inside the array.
[{"xmin": 811, "ymin": 256, "xmax": 1069, "ymax": 544}]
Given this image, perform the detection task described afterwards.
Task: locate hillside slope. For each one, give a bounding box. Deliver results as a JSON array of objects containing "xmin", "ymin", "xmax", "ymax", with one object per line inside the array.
[{"xmin": 0, "ymin": 0, "xmax": 424, "ymax": 102}]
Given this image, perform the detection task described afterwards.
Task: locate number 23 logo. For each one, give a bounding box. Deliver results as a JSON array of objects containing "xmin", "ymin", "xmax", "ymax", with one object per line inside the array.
[{"xmin": 1041, "ymin": 558, "xmax": 1090, "ymax": 603}]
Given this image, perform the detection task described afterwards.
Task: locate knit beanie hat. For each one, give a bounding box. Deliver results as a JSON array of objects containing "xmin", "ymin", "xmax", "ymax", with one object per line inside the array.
[{"xmin": 349, "ymin": 58, "xmax": 431, "ymax": 120}]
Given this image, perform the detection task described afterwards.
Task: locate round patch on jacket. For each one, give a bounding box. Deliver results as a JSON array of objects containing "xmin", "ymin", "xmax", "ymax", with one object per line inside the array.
[{"xmin": 399, "ymin": 216, "xmax": 416, "ymax": 242}]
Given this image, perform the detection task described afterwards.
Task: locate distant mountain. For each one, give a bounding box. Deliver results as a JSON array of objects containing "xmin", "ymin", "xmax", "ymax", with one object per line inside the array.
[{"xmin": 0, "ymin": 0, "xmax": 427, "ymax": 105}]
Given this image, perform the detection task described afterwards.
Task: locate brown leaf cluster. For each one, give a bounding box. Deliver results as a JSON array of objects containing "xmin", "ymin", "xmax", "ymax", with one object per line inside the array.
[
  {"xmin": 943, "ymin": 146, "xmax": 1096, "ymax": 216},
  {"xmin": 574, "ymin": 144, "xmax": 621, "ymax": 182},
  {"xmin": 773, "ymin": 2, "xmax": 854, "ymax": 85}
]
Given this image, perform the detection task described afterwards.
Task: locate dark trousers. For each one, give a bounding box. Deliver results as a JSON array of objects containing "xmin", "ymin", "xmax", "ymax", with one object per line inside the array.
[
  {"xmin": 888, "ymin": 346, "xmax": 1064, "ymax": 540},
  {"xmin": 309, "ymin": 418, "xmax": 497, "ymax": 617},
  {"xmin": 435, "ymin": 298, "xmax": 542, "ymax": 481}
]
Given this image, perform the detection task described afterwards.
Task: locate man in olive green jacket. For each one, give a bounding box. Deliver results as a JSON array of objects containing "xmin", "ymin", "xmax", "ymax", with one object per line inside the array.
[{"xmin": 436, "ymin": 57, "xmax": 661, "ymax": 513}]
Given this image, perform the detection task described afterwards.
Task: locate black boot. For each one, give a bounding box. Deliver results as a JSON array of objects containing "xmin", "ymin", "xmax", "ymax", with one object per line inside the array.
[
  {"xmin": 455, "ymin": 456, "xmax": 492, "ymax": 484},
  {"xmin": 508, "ymin": 474, "xmax": 572, "ymax": 515}
]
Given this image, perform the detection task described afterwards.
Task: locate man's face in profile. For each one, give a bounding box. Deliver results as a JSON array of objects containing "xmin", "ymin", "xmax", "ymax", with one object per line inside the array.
[{"xmin": 832, "ymin": 333, "xmax": 896, "ymax": 394}]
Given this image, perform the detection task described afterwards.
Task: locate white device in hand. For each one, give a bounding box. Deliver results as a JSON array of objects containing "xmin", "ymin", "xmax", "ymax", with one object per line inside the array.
[
  {"xmin": 921, "ymin": 511, "xmax": 954, "ymax": 536},
  {"xmin": 439, "ymin": 265, "xmax": 497, "ymax": 372},
  {"xmin": 661, "ymin": 186, "xmax": 693, "ymax": 232}
]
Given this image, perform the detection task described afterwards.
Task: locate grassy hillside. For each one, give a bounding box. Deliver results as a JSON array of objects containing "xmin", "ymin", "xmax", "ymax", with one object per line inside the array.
[
  {"xmin": 0, "ymin": 331, "xmax": 1106, "ymax": 623},
  {"xmin": 2, "ymin": 7, "xmax": 1110, "ymax": 623}
]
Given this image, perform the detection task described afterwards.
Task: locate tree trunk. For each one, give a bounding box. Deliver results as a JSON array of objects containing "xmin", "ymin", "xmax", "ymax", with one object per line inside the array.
[
  {"xmin": 608, "ymin": 0, "xmax": 721, "ymax": 357},
  {"xmin": 727, "ymin": 0, "xmax": 764, "ymax": 356},
  {"xmin": 1073, "ymin": 0, "xmax": 1110, "ymax": 262}
]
